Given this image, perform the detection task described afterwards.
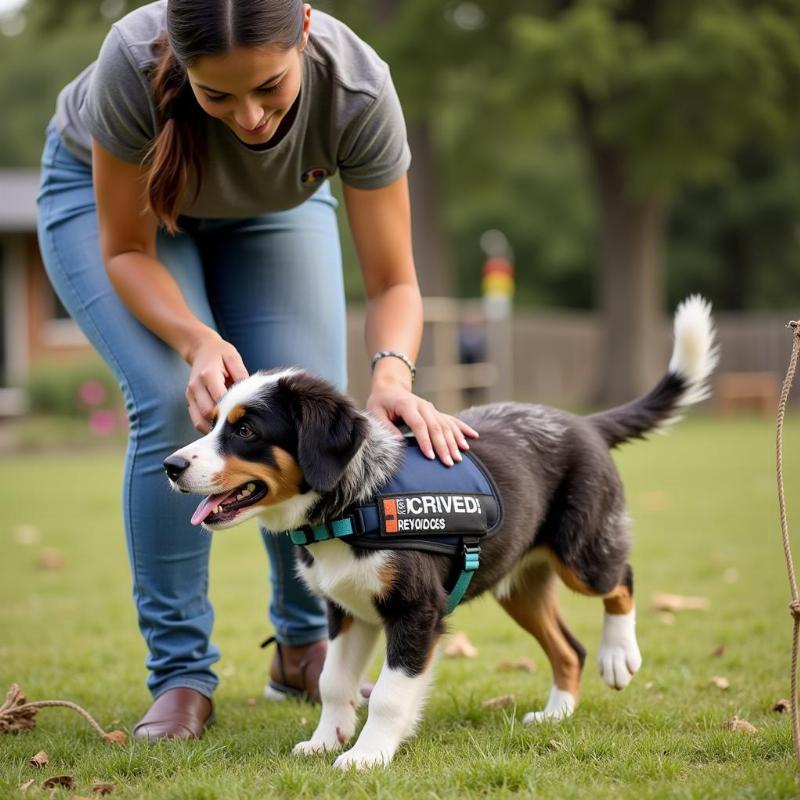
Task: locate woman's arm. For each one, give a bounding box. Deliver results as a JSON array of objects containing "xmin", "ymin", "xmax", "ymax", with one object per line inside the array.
[
  {"xmin": 342, "ymin": 174, "xmax": 477, "ymax": 465},
  {"xmin": 92, "ymin": 138, "xmax": 248, "ymax": 431}
]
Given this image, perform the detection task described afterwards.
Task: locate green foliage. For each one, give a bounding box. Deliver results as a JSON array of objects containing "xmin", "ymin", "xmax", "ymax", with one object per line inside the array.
[{"xmin": 511, "ymin": 1, "xmax": 800, "ymax": 195}]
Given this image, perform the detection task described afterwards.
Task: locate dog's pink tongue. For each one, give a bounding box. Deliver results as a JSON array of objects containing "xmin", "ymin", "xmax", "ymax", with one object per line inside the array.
[{"xmin": 190, "ymin": 489, "xmax": 239, "ymax": 526}]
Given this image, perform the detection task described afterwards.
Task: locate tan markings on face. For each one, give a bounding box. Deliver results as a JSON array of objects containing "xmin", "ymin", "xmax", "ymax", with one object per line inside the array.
[
  {"xmin": 499, "ymin": 580, "xmax": 582, "ymax": 700},
  {"xmin": 226, "ymin": 405, "xmax": 247, "ymax": 425},
  {"xmin": 602, "ymin": 583, "xmax": 634, "ymax": 615},
  {"xmin": 214, "ymin": 447, "xmax": 303, "ymax": 507},
  {"xmin": 210, "ymin": 405, "xmax": 219, "ymax": 428}
]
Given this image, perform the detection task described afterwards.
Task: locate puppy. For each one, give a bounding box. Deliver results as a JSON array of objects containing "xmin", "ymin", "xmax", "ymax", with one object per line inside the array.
[{"xmin": 164, "ymin": 296, "xmax": 717, "ymax": 770}]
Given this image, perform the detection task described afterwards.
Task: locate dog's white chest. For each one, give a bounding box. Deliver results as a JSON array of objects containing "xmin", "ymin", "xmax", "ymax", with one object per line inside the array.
[{"xmin": 297, "ymin": 539, "xmax": 389, "ymax": 625}]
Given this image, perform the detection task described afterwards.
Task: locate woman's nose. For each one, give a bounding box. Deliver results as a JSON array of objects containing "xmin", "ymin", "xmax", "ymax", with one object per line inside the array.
[{"xmin": 234, "ymin": 101, "xmax": 265, "ymax": 131}]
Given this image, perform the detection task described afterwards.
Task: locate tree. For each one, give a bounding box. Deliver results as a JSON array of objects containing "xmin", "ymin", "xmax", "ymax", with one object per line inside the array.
[{"xmin": 509, "ymin": 0, "xmax": 800, "ymax": 402}]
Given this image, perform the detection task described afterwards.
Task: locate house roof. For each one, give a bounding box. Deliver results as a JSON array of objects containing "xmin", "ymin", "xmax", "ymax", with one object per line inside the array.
[{"xmin": 0, "ymin": 170, "xmax": 40, "ymax": 233}]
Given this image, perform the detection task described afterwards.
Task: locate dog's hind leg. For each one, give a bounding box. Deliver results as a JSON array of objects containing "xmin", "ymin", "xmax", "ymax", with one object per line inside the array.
[
  {"xmin": 596, "ymin": 564, "xmax": 641, "ymax": 690},
  {"xmin": 293, "ymin": 608, "xmax": 380, "ymax": 756},
  {"xmin": 498, "ymin": 563, "xmax": 586, "ymax": 724},
  {"xmin": 554, "ymin": 559, "xmax": 642, "ymax": 691}
]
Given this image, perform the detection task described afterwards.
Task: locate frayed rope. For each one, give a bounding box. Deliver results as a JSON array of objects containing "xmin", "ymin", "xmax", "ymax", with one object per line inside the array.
[{"xmin": 0, "ymin": 684, "xmax": 126, "ymax": 745}]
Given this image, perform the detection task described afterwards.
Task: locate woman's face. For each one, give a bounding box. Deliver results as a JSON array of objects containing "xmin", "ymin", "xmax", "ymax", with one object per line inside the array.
[{"xmin": 186, "ymin": 6, "xmax": 310, "ymax": 145}]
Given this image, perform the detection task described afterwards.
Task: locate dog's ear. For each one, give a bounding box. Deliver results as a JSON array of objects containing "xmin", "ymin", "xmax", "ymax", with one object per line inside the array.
[{"xmin": 281, "ymin": 372, "xmax": 368, "ymax": 492}]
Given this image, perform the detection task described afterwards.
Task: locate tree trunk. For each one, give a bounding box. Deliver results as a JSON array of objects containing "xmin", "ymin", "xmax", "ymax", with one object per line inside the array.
[
  {"xmin": 591, "ymin": 147, "xmax": 667, "ymax": 406},
  {"xmin": 406, "ymin": 121, "xmax": 453, "ymax": 297}
]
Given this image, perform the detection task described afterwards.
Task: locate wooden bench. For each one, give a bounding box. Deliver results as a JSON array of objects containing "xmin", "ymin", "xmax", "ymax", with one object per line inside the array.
[{"xmin": 714, "ymin": 371, "xmax": 779, "ymax": 416}]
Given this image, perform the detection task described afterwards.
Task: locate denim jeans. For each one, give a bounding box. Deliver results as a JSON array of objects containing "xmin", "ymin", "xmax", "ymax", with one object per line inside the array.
[{"xmin": 36, "ymin": 121, "xmax": 345, "ymax": 699}]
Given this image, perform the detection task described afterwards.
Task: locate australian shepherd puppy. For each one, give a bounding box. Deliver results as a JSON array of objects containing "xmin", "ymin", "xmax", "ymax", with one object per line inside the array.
[{"xmin": 164, "ymin": 296, "xmax": 717, "ymax": 770}]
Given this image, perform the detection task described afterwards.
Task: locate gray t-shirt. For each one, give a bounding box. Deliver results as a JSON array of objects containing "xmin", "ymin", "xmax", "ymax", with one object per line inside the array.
[{"xmin": 54, "ymin": 1, "xmax": 411, "ymax": 218}]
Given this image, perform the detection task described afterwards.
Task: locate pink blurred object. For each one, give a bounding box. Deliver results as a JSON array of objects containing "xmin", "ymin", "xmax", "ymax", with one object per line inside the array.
[
  {"xmin": 89, "ymin": 409, "xmax": 117, "ymax": 436},
  {"xmin": 79, "ymin": 379, "xmax": 107, "ymax": 406}
]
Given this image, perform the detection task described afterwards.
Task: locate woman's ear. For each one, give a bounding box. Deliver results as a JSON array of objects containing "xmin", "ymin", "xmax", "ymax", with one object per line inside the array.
[{"xmin": 299, "ymin": 4, "xmax": 312, "ymax": 51}]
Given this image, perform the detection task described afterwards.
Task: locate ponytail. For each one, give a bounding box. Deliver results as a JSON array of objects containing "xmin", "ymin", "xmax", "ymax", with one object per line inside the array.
[{"xmin": 143, "ymin": 37, "xmax": 207, "ymax": 235}]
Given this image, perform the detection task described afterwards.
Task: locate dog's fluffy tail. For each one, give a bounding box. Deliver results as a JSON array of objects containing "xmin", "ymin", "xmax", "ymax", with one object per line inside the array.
[{"xmin": 588, "ymin": 295, "xmax": 719, "ymax": 448}]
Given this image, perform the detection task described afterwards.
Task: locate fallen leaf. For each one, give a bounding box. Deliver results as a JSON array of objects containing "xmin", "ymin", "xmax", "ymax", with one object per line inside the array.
[
  {"xmin": 29, "ymin": 750, "xmax": 49, "ymax": 768},
  {"xmin": 14, "ymin": 524, "xmax": 40, "ymax": 545},
  {"xmin": 711, "ymin": 644, "xmax": 726, "ymax": 657},
  {"xmin": 549, "ymin": 739, "xmax": 564, "ymax": 750},
  {"xmin": 246, "ymin": 698, "xmax": 257, "ymax": 706},
  {"xmin": 481, "ymin": 694, "xmax": 515, "ymax": 709},
  {"xmin": 723, "ymin": 568, "xmax": 739, "ymax": 584},
  {"xmin": 36, "ymin": 548, "xmax": 66, "ymax": 571},
  {"xmin": 644, "ymin": 682, "xmax": 654, "ymax": 689},
  {"xmin": 722, "ymin": 717, "xmax": 757, "ymax": 734},
  {"xmin": 443, "ymin": 631, "xmax": 478, "ymax": 658},
  {"xmin": 18, "ymin": 779, "xmax": 35, "ymax": 793},
  {"xmin": 496, "ymin": 657, "xmax": 536, "ymax": 673},
  {"xmin": 658, "ymin": 612, "xmax": 675, "ymax": 625},
  {"xmin": 772, "ymin": 699, "xmax": 791, "ymax": 713},
  {"xmin": 91, "ymin": 782, "xmax": 115, "ymax": 795},
  {"xmin": 221, "ymin": 665, "xmax": 236, "ymax": 677},
  {"xmin": 710, "ymin": 676, "xmax": 730, "ymax": 690},
  {"xmin": 42, "ymin": 775, "xmax": 76, "ymax": 790},
  {"xmin": 651, "ymin": 592, "xmax": 710, "ymax": 612},
  {"xmin": 103, "ymin": 730, "xmax": 127, "ymax": 746}
]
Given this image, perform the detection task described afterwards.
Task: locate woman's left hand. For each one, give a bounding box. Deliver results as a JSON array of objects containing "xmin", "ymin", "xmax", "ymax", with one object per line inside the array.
[{"xmin": 366, "ymin": 380, "xmax": 479, "ymax": 466}]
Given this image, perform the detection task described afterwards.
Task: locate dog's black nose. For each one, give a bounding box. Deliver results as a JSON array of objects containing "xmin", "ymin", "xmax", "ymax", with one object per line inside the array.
[{"xmin": 163, "ymin": 454, "xmax": 190, "ymax": 481}]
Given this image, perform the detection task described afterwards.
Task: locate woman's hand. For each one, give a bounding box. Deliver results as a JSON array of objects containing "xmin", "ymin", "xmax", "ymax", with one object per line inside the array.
[
  {"xmin": 185, "ymin": 331, "xmax": 249, "ymax": 433},
  {"xmin": 367, "ymin": 378, "xmax": 479, "ymax": 467}
]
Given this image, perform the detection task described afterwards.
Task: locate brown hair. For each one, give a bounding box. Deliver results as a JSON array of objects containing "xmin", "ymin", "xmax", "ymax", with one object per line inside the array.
[{"xmin": 143, "ymin": 0, "xmax": 305, "ymax": 234}]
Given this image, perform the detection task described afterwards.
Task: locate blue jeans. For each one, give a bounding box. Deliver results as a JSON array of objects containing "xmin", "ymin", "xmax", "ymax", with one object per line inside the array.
[{"xmin": 36, "ymin": 122, "xmax": 345, "ymax": 699}]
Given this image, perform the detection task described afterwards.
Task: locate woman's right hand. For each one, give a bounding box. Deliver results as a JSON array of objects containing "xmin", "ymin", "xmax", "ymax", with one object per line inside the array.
[{"xmin": 185, "ymin": 331, "xmax": 249, "ymax": 433}]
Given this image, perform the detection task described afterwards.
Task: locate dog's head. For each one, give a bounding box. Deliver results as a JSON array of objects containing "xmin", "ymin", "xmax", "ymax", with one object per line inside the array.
[{"xmin": 164, "ymin": 368, "xmax": 368, "ymax": 531}]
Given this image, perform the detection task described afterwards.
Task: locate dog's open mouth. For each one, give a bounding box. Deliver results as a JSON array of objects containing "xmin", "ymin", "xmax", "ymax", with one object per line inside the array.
[{"xmin": 190, "ymin": 481, "xmax": 268, "ymax": 526}]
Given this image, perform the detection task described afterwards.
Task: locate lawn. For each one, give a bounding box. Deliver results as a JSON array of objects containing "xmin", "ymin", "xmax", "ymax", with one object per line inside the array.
[{"xmin": 1, "ymin": 415, "xmax": 800, "ymax": 798}]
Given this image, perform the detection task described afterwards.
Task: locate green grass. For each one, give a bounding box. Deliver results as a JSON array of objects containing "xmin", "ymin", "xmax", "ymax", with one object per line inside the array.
[{"xmin": 2, "ymin": 415, "xmax": 800, "ymax": 798}]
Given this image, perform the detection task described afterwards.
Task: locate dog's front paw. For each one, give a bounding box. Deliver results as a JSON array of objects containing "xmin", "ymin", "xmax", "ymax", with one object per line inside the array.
[
  {"xmin": 293, "ymin": 726, "xmax": 352, "ymax": 756},
  {"xmin": 522, "ymin": 685, "xmax": 575, "ymax": 725},
  {"xmin": 597, "ymin": 611, "xmax": 642, "ymax": 690},
  {"xmin": 333, "ymin": 746, "xmax": 391, "ymax": 771}
]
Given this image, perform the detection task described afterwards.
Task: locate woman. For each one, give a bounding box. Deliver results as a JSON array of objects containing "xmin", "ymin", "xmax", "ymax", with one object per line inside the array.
[{"xmin": 37, "ymin": 0, "xmax": 476, "ymax": 741}]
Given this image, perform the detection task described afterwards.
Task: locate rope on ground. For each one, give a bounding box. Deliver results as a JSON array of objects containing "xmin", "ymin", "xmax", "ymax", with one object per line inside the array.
[
  {"xmin": 0, "ymin": 683, "xmax": 126, "ymax": 744},
  {"xmin": 776, "ymin": 320, "xmax": 800, "ymax": 765}
]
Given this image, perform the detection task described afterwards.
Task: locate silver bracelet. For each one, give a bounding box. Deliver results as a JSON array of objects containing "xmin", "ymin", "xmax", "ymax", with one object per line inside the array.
[{"xmin": 370, "ymin": 350, "xmax": 416, "ymax": 382}]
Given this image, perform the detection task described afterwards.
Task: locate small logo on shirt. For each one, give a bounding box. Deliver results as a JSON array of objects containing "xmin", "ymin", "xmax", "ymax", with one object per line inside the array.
[{"xmin": 301, "ymin": 167, "xmax": 328, "ymax": 187}]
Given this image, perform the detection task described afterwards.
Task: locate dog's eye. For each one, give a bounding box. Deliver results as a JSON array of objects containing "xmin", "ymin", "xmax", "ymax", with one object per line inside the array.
[{"xmin": 236, "ymin": 423, "xmax": 255, "ymax": 439}]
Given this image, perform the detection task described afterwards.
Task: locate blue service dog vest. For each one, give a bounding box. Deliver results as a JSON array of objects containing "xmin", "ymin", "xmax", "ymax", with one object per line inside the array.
[{"xmin": 290, "ymin": 437, "xmax": 504, "ymax": 612}]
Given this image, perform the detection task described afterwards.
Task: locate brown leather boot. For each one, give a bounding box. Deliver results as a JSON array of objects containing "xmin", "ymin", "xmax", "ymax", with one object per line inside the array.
[
  {"xmin": 132, "ymin": 687, "xmax": 214, "ymax": 742},
  {"xmin": 262, "ymin": 636, "xmax": 327, "ymax": 703}
]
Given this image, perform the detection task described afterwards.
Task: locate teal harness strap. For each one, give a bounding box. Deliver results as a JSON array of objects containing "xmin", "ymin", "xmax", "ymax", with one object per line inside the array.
[
  {"xmin": 289, "ymin": 516, "xmax": 355, "ymax": 545},
  {"xmin": 289, "ymin": 518, "xmax": 481, "ymax": 615},
  {"xmin": 445, "ymin": 544, "xmax": 481, "ymax": 615}
]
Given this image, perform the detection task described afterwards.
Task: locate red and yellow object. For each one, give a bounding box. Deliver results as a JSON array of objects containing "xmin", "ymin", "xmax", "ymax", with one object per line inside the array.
[{"xmin": 481, "ymin": 257, "xmax": 514, "ymax": 298}]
